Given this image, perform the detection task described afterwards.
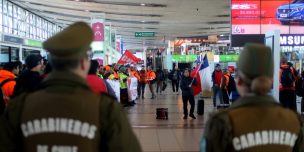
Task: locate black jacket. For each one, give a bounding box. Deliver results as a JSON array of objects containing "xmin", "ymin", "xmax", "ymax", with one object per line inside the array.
[
  {"xmin": 13, "ymin": 70, "xmax": 43, "ymax": 96},
  {"xmin": 169, "ymin": 70, "xmax": 181, "ymax": 81},
  {"xmin": 180, "ymin": 76, "xmax": 195, "ymax": 96}
]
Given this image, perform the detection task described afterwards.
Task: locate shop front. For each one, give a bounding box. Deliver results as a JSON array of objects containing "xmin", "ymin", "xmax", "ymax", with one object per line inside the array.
[
  {"xmin": 0, "ymin": 34, "xmax": 45, "ymax": 64},
  {"xmin": 280, "ymin": 34, "xmax": 304, "ymax": 72}
]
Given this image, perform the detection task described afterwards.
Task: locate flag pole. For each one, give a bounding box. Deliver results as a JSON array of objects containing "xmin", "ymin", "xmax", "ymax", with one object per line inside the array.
[
  {"xmin": 190, "ymin": 53, "xmax": 206, "ymax": 86},
  {"xmin": 189, "ymin": 62, "xmax": 202, "ymax": 86}
]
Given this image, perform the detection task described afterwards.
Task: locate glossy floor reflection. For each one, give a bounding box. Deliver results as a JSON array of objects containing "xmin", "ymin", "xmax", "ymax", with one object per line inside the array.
[{"xmin": 126, "ymin": 87, "xmax": 215, "ymax": 152}]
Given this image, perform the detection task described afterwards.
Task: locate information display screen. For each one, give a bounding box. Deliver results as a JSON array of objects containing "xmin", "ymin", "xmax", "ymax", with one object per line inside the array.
[{"xmin": 232, "ymin": 0, "xmax": 304, "ymax": 35}]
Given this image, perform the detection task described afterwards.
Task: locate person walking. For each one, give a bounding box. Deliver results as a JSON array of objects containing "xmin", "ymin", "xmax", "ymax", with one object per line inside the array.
[
  {"xmin": 212, "ymin": 64, "xmax": 223, "ymax": 107},
  {"xmin": 200, "ymin": 44, "xmax": 304, "ymax": 152},
  {"xmin": 279, "ymin": 57, "xmax": 298, "ymax": 111},
  {"xmin": 0, "ymin": 22, "xmax": 142, "ymax": 152},
  {"xmin": 147, "ymin": 66, "xmax": 156, "ymax": 99},
  {"xmin": 220, "ymin": 69, "xmax": 230, "ymax": 104},
  {"xmin": 156, "ymin": 67, "xmax": 165, "ymax": 94},
  {"xmin": 180, "ymin": 69, "xmax": 196, "ymax": 119},
  {"xmin": 138, "ymin": 66, "xmax": 147, "ymax": 99},
  {"xmin": 169, "ymin": 67, "xmax": 181, "ymax": 94}
]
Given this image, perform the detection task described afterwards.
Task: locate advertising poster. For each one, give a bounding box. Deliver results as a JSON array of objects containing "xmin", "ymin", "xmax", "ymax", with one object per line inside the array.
[{"xmin": 232, "ymin": 0, "xmax": 304, "ymax": 35}]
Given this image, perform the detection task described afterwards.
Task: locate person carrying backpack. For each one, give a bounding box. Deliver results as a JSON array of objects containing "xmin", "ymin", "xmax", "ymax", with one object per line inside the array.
[
  {"xmin": 0, "ymin": 62, "xmax": 19, "ymax": 114},
  {"xmin": 169, "ymin": 67, "xmax": 181, "ymax": 94},
  {"xmin": 156, "ymin": 67, "xmax": 165, "ymax": 94},
  {"xmin": 279, "ymin": 58, "xmax": 298, "ymax": 111}
]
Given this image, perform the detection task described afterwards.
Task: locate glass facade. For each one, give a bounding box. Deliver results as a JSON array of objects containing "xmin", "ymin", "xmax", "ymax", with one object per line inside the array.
[{"xmin": 0, "ymin": 0, "xmax": 61, "ymax": 40}]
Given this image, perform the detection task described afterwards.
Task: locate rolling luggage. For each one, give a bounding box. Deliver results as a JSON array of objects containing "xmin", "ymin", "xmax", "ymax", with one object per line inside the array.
[
  {"xmin": 156, "ymin": 108, "xmax": 168, "ymax": 120},
  {"xmin": 197, "ymin": 99, "xmax": 204, "ymax": 115}
]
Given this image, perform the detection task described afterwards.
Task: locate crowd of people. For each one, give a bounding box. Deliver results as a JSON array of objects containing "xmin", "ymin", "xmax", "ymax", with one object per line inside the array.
[{"xmin": 0, "ymin": 21, "xmax": 303, "ymax": 152}]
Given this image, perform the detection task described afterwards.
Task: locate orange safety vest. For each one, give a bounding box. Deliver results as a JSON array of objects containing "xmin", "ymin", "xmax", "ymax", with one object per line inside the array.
[
  {"xmin": 113, "ymin": 71, "xmax": 120, "ymax": 79},
  {"xmin": 147, "ymin": 70, "xmax": 156, "ymax": 81},
  {"xmin": 139, "ymin": 70, "xmax": 147, "ymax": 83}
]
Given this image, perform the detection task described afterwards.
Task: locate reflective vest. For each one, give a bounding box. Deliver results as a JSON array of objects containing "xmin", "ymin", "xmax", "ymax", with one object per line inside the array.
[
  {"xmin": 119, "ymin": 73, "xmax": 128, "ymax": 89},
  {"xmin": 146, "ymin": 70, "xmax": 156, "ymax": 81}
]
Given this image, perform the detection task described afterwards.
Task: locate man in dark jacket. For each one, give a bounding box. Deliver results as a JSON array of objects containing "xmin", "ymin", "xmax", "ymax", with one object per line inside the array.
[
  {"xmin": 169, "ymin": 67, "xmax": 181, "ymax": 94},
  {"xmin": 13, "ymin": 54, "xmax": 43, "ymax": 96},
  {"xmin": 156, "ymin": 67, "xmax": 165, "ymax": 94},
  {"xmin": 212, "ymin": 64, "xmax": 223, "ymax": 107},
  {"xmin": 0, "ymin": 22, "xmax": 142, "ymax": 152},
  {"xmin": 180, "ymin": 69, "xmax": 196, "ymax": 119}
]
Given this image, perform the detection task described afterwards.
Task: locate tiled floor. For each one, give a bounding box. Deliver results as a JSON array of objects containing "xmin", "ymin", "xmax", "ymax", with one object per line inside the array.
[{"xmin": 125, "ymin": 87, "xmax": 216, "ymax": 152}]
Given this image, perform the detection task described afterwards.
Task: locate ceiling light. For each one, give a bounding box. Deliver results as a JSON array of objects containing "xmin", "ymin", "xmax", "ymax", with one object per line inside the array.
[
  {"xmin": 220, "ymin": 34, "xmax": 224, "ymax": 37},
  {"xmin": 85, "ymin": 10, "xmax": 90, "ymax": 12},
  {"xmin": 75, "ymin": 0, "xmax": 80, "ymax": 1},
  {"xmin": 141, "ymin": 21, "xmax": 145, "ymax": 22},
  {"xmin": 140, "ymin": 3, "xmax": 146, "ymax": 6}
]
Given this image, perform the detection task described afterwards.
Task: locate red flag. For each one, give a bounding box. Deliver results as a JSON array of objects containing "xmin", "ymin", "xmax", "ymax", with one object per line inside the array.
[
  {"xmin": 191, "ymin": 63, "xmax": 202, "ymax": 96},
  {"xmin": 117, "ymin": 50, "xmax": 141, "ymax": 64}
]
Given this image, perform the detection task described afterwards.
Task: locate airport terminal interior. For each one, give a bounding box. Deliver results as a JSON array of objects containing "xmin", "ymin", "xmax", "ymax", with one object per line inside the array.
[{"xmin": 1, "ymin": 0, "xmax": 304, "ymax": 152}]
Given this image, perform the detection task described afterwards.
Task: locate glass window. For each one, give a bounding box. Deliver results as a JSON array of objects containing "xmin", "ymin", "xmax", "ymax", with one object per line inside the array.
[{"xmin": 0, "ymin": 46, "xmax": 9, "ymax": 63}]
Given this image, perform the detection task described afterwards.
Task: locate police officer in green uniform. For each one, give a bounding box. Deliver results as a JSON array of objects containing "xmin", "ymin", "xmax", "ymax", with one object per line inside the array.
[
  {"xmin": 0, "ymin": 22, "xmax": 142, "ymax": 152},
  {"xmin": 200, "ymin": 44, "xmax": 304, "ymax": 152}
]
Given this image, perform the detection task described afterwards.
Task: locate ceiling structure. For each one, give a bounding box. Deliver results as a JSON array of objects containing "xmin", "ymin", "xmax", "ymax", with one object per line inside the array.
[{"xmin": 13, "ymin": 0, "xmax": 231, "ymax": 50}]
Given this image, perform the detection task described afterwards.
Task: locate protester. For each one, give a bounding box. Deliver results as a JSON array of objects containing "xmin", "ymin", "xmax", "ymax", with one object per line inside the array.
[
  {"xmin": 147, "ymin": 66, "xmax": 156, "ymax": 99},
  {"xmin": 201, "ymin": 43, "xmax": 304, "ymax": 152},
  {"xmin": 279, "ymin": 57, "xmax": 298, "ymax": 111},
  {"xmin": 220, "ymin": 69, "xmax": 230, "ymax": 104},
  {"xmin": 212, "ymin": 64, "xmax": 223, "ymax": 107},
  {"xmin": 13, "ymin": 54, "xmax": 44, "ymax": 96},
  {"xmin": 103, "ymin": 65, "xmax": 112, "ymax": 79},
  {"xmin": 0, "ymin": 62, "xmax": 19, "ymax": 104},
  {"xmin": 119, "ymin": 66, "xmax": 129, "ymax": 106},
  {"xmin": 180, "ymin": 69, "xmax": 196, "ymax": 119},
  {"xmin": 138, "ymin": 66, "xmax": 147, "ymax": 99},
  {"xmin": 156, "ymin": 67, "xmax": 165, "ymax": 94},
  {"xmin": 169, "ymin": 67, "xmax": 181, "ymax": 94},
  {"xmin": 0, "ymin": 22, "xmax": 142, "ymax": 152}
]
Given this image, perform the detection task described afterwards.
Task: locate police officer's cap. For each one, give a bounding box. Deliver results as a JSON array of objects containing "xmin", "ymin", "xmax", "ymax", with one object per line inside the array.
[
  {"xmin": 43, "ymin": 22, "xmax": 93, "ymax": 59},
  {"xmin": 238, "ymin": 43, "xmax": 273, "ymax": 79}
]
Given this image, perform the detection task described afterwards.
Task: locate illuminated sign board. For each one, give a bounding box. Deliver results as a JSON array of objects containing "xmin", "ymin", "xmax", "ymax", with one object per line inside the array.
[
  {"xmin": 232, "ymin": 0, "xmax": 304, "ymax": 35},
  {"xmin": 280, "ymin": 34, "xmax": 304, "ymax": 52}
]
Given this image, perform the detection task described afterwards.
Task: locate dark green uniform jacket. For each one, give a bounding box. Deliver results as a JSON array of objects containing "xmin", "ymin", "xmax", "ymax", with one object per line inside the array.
[
  {"xmin": 0, "ymin": 71, "xmax": 142, "ymax": 152},
  {"xmin": 201, "ymin": 95, "xmax": 304, "ymax": 152}
]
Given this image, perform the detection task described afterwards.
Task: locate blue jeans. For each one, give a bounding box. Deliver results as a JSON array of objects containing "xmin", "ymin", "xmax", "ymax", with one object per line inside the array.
[{"xmin": 213, "ymin": 85, "xmax": 223, "ymax": 107}]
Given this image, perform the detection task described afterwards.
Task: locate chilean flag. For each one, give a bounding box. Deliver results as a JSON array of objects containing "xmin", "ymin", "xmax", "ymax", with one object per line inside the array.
[{"xmin": 191, "ymin": 54, "xmax": 212, "ymax": 96}]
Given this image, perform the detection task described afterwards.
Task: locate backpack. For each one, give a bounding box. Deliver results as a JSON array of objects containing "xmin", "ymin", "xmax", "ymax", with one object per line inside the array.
[
  {"xmin": 156, "ymin": 70, "xmax": 165, "ymax": 81},
  {"xmin": 172, "ymin": 71, "xmax": 178, "ymax": 80},
  {"xmin": 227, "ymin": 75, "xmax": 236, "ymax": 94},
  {"xmin": 280, "ymin": 67, "xmax": 294, "ymax": 88},
  {"xmin": 0, "ymin": 78, "xmax": 15, "ymax": 114}
]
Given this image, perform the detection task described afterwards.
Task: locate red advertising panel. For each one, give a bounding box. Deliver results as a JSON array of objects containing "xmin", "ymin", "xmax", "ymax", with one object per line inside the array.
[
  {"xmin": 232, "ymin": 0, "xmax": 304, "ymax": 35},
  {"xmin": 92, "ymin": 22, "xmax": 104, "ymax": 41}
]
